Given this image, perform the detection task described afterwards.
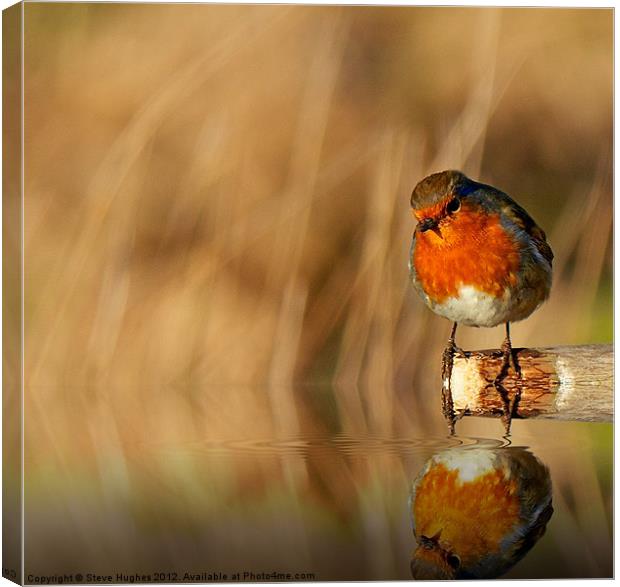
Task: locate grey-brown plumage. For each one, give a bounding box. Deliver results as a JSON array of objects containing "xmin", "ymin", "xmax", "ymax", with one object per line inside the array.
[{"xmin": 410, "ymin": 169, "xmax": 473, "ymax": 210}]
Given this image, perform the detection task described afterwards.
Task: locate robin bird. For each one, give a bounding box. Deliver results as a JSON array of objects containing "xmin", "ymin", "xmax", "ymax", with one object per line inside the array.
[
  {"xmin": 408, "ymin": 170, "xmax": 553, "ymax": 432},
  {"xmin": 409, "ymin": 446, "xmax": 553, "ymax": 579}
]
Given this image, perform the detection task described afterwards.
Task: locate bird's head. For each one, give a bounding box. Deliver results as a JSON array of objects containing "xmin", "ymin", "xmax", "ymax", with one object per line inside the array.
[
  {"xmin": 410, "ymin": 531, "xmax": 462, "ymax": 580},
  {"xmin": 410, "ymin": 170, "xmax": 481, "ymax": 242}
]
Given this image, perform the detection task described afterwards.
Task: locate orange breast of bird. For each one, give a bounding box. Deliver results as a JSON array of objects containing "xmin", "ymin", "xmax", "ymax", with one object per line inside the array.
[
  {"xmin": 413, "ymin": 462, "xmax": 521, "ymax": 562},
  {"xmin": 413, "ymin": 204, "xmax": 521, "ymax": 302}
]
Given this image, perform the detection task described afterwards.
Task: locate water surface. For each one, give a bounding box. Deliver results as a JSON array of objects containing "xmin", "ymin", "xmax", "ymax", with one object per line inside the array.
[{"xmin": 24, "ymin": 389, "xmax": 612, "ymax": 581}]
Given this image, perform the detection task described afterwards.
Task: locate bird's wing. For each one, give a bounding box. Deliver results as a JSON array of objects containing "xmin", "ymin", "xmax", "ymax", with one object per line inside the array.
[{"xmin": 497, "ymin": 193, "xmax": 554, "ymax": 267}]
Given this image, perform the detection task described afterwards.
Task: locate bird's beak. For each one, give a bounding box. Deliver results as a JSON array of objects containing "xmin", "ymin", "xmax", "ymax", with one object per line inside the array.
[{"xmin": 418, "ymin": 217, "xmax": 439, "ymax": 234}]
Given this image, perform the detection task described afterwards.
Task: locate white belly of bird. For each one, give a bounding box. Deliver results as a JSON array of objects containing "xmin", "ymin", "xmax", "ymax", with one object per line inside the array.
[{"xmin": 428, "ymin": 285, "xmax": 518, "ymax": 328}]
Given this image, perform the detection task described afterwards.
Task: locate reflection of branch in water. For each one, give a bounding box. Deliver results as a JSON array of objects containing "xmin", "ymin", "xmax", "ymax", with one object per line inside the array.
[{"xmin": 409, "ymin": 446, "xmax": 553, "ymax": 579}]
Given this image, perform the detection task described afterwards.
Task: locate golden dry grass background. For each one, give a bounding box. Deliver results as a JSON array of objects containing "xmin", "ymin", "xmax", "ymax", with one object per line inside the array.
[
  {"xmin": 15, "ymin": 5, "xmax": 613, "ymax": 578},
  {"xmin": 23, "ymin": 5, "xmax": 612, "ymax": 427},
  {"xmin": 25, "ymin": 4, "xmax": 612, "ymax": 386}
]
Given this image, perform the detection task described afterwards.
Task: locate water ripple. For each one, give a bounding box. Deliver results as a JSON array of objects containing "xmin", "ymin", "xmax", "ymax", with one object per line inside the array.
[{"xmin": 135, "ymin": 433, "xmax": 507, "ymax": 457}]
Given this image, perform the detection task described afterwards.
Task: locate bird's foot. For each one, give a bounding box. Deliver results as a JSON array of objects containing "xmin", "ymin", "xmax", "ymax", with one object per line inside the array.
[
  {"xmin": 452, "ymin": 344, "xmax": 469, "ymax": 359},
  {"xmin": 495, "ymin": 337, "xmax": 522, "ymax": 381},
  {"xmin": 493, "ymin": 339, "xmax": 522, "ymax": 436},
  {"xmin": 441, "ymin": 340, "xmax": 463, "ymax": 435},
  {"xmin": 441, "ymin": 340, "xmax": 470, "ymax": 376}
]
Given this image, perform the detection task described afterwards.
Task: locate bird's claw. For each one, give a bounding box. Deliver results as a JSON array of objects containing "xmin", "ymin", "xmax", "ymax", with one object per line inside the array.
[
  {"xmin": 441, "ymin": 331, "xmax": 465, "ymax": 435},
  {"xmin": 494, "ymin": 342, "xmax": 523, "ymax": 436}
]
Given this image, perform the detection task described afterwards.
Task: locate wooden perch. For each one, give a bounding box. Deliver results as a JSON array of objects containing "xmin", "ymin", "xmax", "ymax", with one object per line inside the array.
[{"xmin": 451, "ymin": 344, "xmax": 613, "ymax": 422}]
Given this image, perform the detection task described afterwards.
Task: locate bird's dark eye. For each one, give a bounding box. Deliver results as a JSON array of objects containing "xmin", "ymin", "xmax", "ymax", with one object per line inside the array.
[
  {"xmin": 447, "ymin": 553, "xmax": 461, "ymax": 570},
  {"xmin": 446, "ymin": 198, "xmax": 461, "ymax": 214}
]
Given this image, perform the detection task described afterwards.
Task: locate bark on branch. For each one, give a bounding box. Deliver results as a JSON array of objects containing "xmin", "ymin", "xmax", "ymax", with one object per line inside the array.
[{"xmin": 451, "ymin": 344, "xmax": 613, "ymax": 422}]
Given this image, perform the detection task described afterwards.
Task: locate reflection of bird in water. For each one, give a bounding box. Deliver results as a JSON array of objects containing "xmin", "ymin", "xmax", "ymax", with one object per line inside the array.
[{"xmin": 409, "ymin": 446, "xmax": 553, "ymax": 579}]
